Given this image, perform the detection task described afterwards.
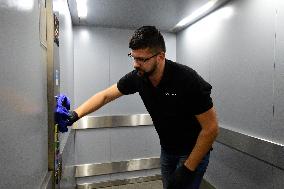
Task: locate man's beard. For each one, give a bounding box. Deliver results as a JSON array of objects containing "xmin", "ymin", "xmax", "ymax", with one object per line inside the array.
[
  {"xmin": 135, "ymin": 69, "xmax": 147, "ymax": 77},
  {"xmin": 135, "ymin": 64, "xmax": 156, "ymax": 77}
]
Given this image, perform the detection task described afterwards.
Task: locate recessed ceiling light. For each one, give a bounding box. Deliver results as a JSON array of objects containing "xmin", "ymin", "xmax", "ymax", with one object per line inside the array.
[
  {"xmin": 175, "ymin": 0, "xmax": 218, "ymax": 28},
  {"xmin": 76, "ymin": 0, "xmax": 88, "ymax": 19}
]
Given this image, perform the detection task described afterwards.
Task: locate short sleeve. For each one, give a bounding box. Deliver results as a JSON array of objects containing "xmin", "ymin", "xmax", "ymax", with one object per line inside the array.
[
  {"xmin": 117, "ymin": 70, "xmax": 140, "ymax": 95},
  {"xmin": 188, "ymin": 71, "xmax": 213, "ymax": 115}
]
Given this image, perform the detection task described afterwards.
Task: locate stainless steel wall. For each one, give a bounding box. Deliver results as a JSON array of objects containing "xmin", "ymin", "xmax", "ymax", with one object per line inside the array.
[
  {"xmin": 272, "ymin": 0, "xmax": 284, "ymax": 143},
  {"xmin": 176, "ymin": 0, "xmax": 284, "ymax": 188},
  {"xmin": 0, "ymin": 0, "xmax": 48, "ymax": 188},
  {"xmin": 73, "ymin": 27, "xmax": 141, "ymax": 116},
  {"xmin": 177, "ymin": 0, "xmax": 283, "ymax": 147}
]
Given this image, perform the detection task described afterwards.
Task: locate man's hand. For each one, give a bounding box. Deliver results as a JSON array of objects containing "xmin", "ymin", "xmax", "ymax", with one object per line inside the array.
[
  {"xmin": 55, "ymin": 94, "xmax": 79, "ymax": 132},
  {"xmin": 167, "ymin": 164, "xmax": 196, "ymax": 189}
]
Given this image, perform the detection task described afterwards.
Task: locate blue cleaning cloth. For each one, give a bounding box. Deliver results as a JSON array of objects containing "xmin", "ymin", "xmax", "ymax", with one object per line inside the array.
[
  {"xmin": 56, "ymin": 94, "xmax": 71, "ymax": 110},
  {"xmin": 55, "ymin": 94, "xmax": 71, "ymax": 133}
]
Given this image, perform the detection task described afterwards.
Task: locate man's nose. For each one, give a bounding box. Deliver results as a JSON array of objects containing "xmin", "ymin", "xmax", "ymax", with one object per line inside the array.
[{"xmin": 133, "ymin": 61, "xmax": 140, "ymax": 68}]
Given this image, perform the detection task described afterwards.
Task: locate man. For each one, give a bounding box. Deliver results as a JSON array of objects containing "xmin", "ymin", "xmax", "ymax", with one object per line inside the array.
[{"xmin": 58, "ymin": 26, "xmax": 219, "ymax": 189}]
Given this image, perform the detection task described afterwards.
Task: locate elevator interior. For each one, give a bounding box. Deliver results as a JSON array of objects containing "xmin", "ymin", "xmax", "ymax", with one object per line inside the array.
[{"xmin": 0, "ymin": 0, "xmax": 284, "ymax": 189}]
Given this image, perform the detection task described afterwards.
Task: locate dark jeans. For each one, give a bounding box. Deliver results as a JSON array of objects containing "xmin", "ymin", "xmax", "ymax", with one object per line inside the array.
[{"xmin": 160, "ymin": 148, "xmax": 210, "ymax": 189}]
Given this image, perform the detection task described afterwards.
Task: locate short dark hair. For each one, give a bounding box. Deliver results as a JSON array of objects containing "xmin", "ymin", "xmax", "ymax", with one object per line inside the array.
[{"xmin": 129, "ymin": 26, "xmax": 166, "ymax": 53}]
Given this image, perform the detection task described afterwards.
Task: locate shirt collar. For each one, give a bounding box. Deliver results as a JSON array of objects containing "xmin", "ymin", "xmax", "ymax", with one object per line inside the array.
[
  {"xmin": 140, "ymin": 59, "xmax": 171, "ymax": 87},
  {"xmin": 156, "ymin": 59, "xmax": 170, "ymax": 88}
]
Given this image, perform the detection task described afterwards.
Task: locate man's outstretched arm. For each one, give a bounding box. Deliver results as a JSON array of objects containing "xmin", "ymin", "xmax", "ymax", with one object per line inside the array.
[{"xmin": 75, "ymin": 84, "xmax": 123, "ymax": 118}]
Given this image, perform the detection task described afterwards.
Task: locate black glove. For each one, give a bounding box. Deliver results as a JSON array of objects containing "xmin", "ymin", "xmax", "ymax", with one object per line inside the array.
[
  {"xmin": 55, "ymin": 108, "xmax": 79, "ymax": 133},
  {"xmin": 66, "ymin": 110, "xmax": 79, "ymax": 126},
  {"xmin": 167, "ymin": 164, "xmax": 196, "ymax": 189},
  {"xmin": 55, "ymin": 94, "xmax": 80, "ymax": 133}
]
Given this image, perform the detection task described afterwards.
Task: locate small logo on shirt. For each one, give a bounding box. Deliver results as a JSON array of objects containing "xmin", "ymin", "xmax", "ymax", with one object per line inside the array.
[{"xmin": 165, "ymin": 92, "xmax": 177, "ymax": 96}]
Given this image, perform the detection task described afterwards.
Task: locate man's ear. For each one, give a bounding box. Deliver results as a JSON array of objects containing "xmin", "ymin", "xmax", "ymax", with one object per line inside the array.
[{"xmin": 158, "ymin": 52, "xmax": 165, "ymax": 61}]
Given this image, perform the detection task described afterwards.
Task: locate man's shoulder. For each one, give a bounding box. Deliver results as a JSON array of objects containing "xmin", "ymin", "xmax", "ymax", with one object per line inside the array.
[
  {"xmin": 166, "ymin": 59, "xmax": 197, "ymax": 80},
  {"xmin": 117, "ymin": 70, "xmax": 141, "ymax": 95},
  {"xmin": 121, "ymin": 70, "xmax": 140, "ymax": 80}
]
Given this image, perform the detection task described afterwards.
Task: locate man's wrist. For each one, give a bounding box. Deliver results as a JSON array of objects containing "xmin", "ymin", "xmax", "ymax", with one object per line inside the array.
[
  {"xmin": 73, "ymin": 109, "xmax": 81, "ymax": 118},
  {"xmin": 184, "ymin": 161, "xmax": 195, "ymax": 172},
  {"xmin": 69, "ymin": 110, "xmax": 79, "ymax": 123}
]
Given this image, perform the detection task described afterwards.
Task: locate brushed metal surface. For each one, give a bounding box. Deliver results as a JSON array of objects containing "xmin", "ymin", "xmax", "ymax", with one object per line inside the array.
[
  {"xmin": 76, "ymin": 175, "xmax": 162, "ymax": 189},
  {"xmin": 72, "ymin": 114, "xmax": 153, "ymax": 129},
  {"xmin": 40, "ymin": 172, "xmax": 53, "ymax": 189},
  {"xmin": 74, "ymin": 114, "xmax": 284, "ymax": 171},
  {"xmin": 217, "ymin": 126, "xmax": 284, "ymax": 170},
  {"xmin": 60, "ymin": 130, "xmax": 76, "ymax": 189},
  {"xmin": 75, "ymin": 157, "xmax": 160, "ymax": 177},
  {"xmin": 0, "ymin": 0, "xmax": 49, "ymax": 187}
]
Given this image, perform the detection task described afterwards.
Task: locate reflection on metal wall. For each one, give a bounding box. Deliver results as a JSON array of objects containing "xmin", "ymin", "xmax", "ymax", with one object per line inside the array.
[
  {"xmin": 73, "ymin": 114, "xmax": 153, "ymax": 129},
  {"xmin": 217, "ymin": 125, "xmax": 284, "ymax": 170},
  {"xmin": 74, "ymin": 114, "xmax": 284, "ymax": 170},
  {"xmin": 40, "ymin": 172, "xmax": 53, "ymax": 189},
  {"xmin": 77, "ymin": 175, "xmax": 162, "ymax": 189},
  {"xmin": 75, "ymin": 157, "xmax": 160, "ymax": 177},
  {"xmin": 177, "ymin": 0, "xmax": 277, "ymax": 142}
]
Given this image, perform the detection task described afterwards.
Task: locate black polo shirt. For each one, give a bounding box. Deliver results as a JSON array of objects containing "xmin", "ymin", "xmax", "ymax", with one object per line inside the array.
[{"xmin": 117, "ymin": 59, "xmax": 213, "ymax": 155}]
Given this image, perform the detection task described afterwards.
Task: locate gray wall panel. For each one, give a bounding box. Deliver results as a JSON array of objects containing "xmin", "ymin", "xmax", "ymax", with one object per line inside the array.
[
  {"xmin": 209, "ymin": 0, "xmax": 275, "ymax": 141},
  {"xmin": 108, "ymin": 28, "xmax": 147, "ymax": 115},
  {"xmin": 272, "ymin": 0, "xmax": 284, "ymax": 144},
  {"xmin": 176, "ymin": 26, "xmax": 211, "ymax": 81},
  {"xmin": 177, "ymin": 0, "xmax": 278, "ymax": 144},
  {"xmin": 74, "ymin": 27, "xmax": 110, "ymax": 115},
  {"xmin": 109, "ymin": 126, "xmax": 160, "ymax": 162},
  {"xmin": 75, "ymin": 126, "xmax": 160, "ymax": 164},
  {"xmin": 163, "ymin": 32, "xmax": 177, "ymax": 61},
  {"xmin": 60, "ymin": 130, "xmax": 76, "ymax": 189},
  {"xmin": 0, "ymin": 0, "xmax": 48, "ymax": 188},
  {"xmin": 143, "ymin": 129, "xmax": 161, "ymax": 159},
  {"xmin": 75, "ymin": 129, "xmax": 111, "ymax": 164}
]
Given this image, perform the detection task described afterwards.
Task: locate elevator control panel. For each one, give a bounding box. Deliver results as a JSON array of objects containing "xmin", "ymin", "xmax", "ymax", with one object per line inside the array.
[{"xmin": 54, "ymin": 124, "xmax": 62, "ymax": 184}]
